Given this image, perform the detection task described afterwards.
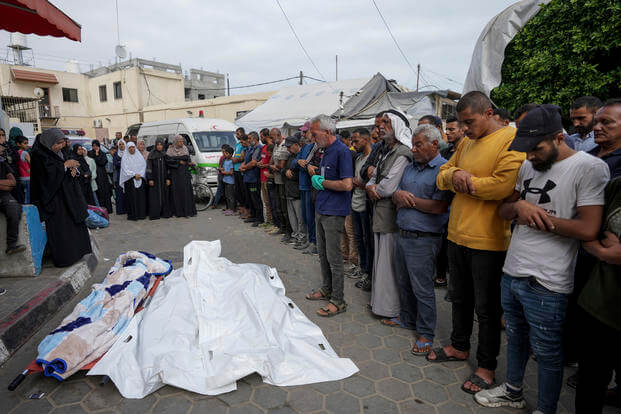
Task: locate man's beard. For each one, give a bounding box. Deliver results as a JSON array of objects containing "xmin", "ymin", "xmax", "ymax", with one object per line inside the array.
[
  {"xmin": 381, "ymin": 131, "xmax": 396, "ymax": 145},
  {"xmin": 575, "ymin": 119, "xmax": 596, "ymax": 136},
  {"xmin": 532, "ymin": 146, "xmax": 559, "ymax": 172}
]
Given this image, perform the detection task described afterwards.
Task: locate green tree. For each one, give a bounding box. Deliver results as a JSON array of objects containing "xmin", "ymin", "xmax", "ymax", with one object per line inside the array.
[{"xmin": 491, "ymin": 0, "xmax": 621, "ymax": 118}]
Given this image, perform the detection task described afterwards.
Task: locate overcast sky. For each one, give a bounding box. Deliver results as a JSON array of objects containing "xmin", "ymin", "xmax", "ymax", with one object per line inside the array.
[{"xmin": 1, "ymin": 0, "xmax": 517, "ymax": 95}]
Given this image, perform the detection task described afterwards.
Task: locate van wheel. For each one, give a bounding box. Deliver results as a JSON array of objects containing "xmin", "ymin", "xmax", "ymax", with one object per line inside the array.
[{"xmin": 193, "ymin": 183, "xmax": 213, "ymax": 211}]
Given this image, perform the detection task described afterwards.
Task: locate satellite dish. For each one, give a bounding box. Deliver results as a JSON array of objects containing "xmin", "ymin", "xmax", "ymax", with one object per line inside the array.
[
  {"xmin": 33, "ymin": 87, "xmax": 44, "ymax": 98},
  {"xmin": 115, "ymin": 45, "xmax": 127, "ymax": 59}
]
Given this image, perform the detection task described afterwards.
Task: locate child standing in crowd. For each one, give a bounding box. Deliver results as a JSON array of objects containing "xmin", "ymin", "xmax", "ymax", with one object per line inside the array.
[
  {"xmin": 221, "ymin": 146, "xmax": 236, "ymax": 216},
  {"xmin": 212, "ymin": 144, "xmax": 228, "ymax": 209},
  {"xmin": 284, "ymin": 134, "xmax": 306, "ymax": 247},
  {"xmin": 15, "ymin": 136, "xmax": 30, "ymax": 204}
]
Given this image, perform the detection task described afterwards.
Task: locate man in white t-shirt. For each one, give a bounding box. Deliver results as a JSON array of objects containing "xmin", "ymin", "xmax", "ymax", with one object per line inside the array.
[{"xmin": 474, "ymin": 104, "xmax": 609, "ymax": 414}]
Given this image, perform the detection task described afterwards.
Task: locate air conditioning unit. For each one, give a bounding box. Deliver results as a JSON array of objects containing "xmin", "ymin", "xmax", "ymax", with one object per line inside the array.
[{"xmin": 93, "ymin": 119, "xmax": 103, "ymax": 128}]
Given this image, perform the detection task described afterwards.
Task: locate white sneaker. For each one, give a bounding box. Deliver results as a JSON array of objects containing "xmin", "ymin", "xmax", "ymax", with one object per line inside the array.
[{"xmin": 474, "ymin": 384, "xmax": 526, "ymax": 409}]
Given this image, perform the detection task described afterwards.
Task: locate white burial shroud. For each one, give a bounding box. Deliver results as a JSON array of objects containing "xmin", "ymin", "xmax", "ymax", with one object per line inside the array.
[{"xmin": 88, "ymin": 240, "xmax": 358, "ymax": 398}]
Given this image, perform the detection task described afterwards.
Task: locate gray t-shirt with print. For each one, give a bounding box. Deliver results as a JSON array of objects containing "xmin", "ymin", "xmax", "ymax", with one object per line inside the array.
[{"xmin": 503, "ymin": 151, "xmax": 609, "ymax": 294}]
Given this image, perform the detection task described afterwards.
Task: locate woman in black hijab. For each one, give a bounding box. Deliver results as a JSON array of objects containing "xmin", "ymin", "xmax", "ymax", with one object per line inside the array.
[
  {"xmin": 30, "ymin": 128, "xmax": 92, "ymax": 267},
  {"xmin": 166, "ymin": 135, "xmax": 196, "ymax": 217},
  {"xmin": 70, "ymin": 144, "xmax": 95, "ymax": 205},
  {"xmin": 146, "ymin": 139, "xmax": 172, "ymax": 220},
  {"xmin": 87, "ymin": 140, "xmax": 113, "ymax": 213}
]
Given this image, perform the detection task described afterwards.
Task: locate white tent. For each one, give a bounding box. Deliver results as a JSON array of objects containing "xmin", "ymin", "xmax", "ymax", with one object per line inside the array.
[
  {"xmin": 236, "ymin": 78, "xmax": 369, "ymax": 133},
  {"xmin": 463, "ymin": 0, "xmax": 551, "ymax": 96}
]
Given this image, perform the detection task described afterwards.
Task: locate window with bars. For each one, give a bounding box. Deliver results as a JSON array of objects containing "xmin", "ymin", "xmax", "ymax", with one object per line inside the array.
[
  {"xmin": 62, "ymin": 88, "xmax": 78, "ymax": 103},
  {"xmin": 441, "ymin": 102, "xmax": 456, "ymax": 119}
]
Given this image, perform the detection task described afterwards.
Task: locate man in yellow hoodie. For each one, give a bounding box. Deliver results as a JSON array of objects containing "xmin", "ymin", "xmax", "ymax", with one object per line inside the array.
[{"xmin": 428, "ymin": 91, "xmax": 525, "ymax": 394}]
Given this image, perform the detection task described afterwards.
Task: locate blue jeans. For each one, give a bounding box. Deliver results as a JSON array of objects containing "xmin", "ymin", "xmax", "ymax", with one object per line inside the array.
[
  {"xmin": 394, "ymin": 232, "xmax": 441, "ymax": 339},
  {"xmin": 351, "ymin": 209, "xmax": 372, "ymax": 275},
  {"xmin": 300, "ymin": 190, "xmax": 315, "ymax": 244},
  {"xmin": 19, "ymin": 180, "xmax": 30, "ymax": 204},
  {"xmin": 213, "ymin": 175, "xmax": 223, "ymax": 205},
  {"xmin": 502, "ymin": 274, "xmax": 569, "ymax": 414}
]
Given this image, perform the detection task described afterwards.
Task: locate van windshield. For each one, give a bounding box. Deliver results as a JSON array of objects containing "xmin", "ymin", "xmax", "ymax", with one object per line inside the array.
[{"xmin": 192, "ymin": 131, "xmax": 237, "ymax": 152}]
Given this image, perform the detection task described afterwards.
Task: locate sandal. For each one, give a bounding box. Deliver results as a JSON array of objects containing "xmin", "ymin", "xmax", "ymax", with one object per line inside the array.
[
  {"xmin": 317, "ymin": 301, "xmax": 347, "ymax": 317},
  {"xmin": 380, "ymin": 317, "xmax": 406, "ymax": 328},
  {"xmin": 461, "ymin": 373, "xmax": 494, "ymax": 395},
  {"xmin": 411, "ymin": 339, "xmax": 433, "ymax": 356},
  {"xmin": 426, "ymin": 347, "xmax": 468, "ymax": 363},
  {"xmin": 305, "ymin": 288, "xmax": 331, "ymax": 301}
]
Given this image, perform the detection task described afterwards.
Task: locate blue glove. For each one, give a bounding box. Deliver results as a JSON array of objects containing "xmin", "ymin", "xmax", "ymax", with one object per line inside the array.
[{"xmin": 311, "ymin": 174, "xmax": 325, "ymax": 191}]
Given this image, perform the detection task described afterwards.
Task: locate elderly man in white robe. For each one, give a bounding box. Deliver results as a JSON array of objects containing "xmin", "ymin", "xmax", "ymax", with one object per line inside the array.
[{"xmin": 366, "ymin": 111, "xmax": 413, "ymax": 324}]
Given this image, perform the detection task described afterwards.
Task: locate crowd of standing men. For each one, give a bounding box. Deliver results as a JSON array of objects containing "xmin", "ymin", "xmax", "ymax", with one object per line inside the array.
[{"xmin": 213, "ymin": 92, "xmax": 621, "ymax": 414}]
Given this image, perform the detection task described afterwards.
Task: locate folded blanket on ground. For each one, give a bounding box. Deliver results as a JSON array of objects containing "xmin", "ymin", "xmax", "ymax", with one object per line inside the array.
[
  {"xmin": 36, "ymin": 251, "xmax": 172, "ymax": 380},
  {"xmin": 89, "ymin": 240, "xmax": 359, "ymax": 398}
]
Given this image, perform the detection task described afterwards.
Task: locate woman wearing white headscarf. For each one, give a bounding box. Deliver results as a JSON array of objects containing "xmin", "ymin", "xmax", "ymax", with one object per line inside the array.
[
  {"xmin": 113, "ymin": 139, "xmax": 127, "ymax": 214},
  {"xmin": 366, "ymin": 111, "xmax": 413, "ymax": 323},
  {"xmin": 120, "ymin": 142, "xmax": 147, "ymax": 220}
]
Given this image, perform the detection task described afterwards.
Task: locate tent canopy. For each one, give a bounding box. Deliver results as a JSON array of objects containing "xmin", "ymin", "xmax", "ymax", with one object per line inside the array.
[
  {"xmin": 0, "ymin": 0, "xmax": 81, "ymax": 42},
  {"xmin": 462, "ymin": 0, "xmax": 550, "ymax": 96},
  {"xmin": 236, "ymin": 78, "xmax": 369, "ymax": 132}
]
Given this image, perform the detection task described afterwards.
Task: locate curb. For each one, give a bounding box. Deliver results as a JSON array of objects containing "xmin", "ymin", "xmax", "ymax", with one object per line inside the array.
[{"xmin": 0, "ymin": 259, "xmax": 95, "ymax": 367}]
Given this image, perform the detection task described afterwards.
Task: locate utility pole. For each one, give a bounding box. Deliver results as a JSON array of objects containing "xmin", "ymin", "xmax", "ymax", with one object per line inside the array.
[
  {"xmin": 335, "ymin": 55, "xmax": 338, "ymax": 81},
  {"xmin": 226, "ymin": 73, "xmax": 230, "ymax": 96},
  {"xmin": 416, "ymin": 64, "xmax": 420, "ymax": 93},
  {"xmin": 299, "ymin": 70, "xmax": 303, "ymax": 85}
]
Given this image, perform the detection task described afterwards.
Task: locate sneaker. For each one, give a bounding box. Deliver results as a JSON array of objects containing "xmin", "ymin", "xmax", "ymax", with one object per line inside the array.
[
  {"xmin": 258, "ymin": 222, "xmax": 270, "ymax": 228},
  {"xmin": 252, "ymin": 221, "xmax": 261, "ymax": 227},
  {"xmin": 0, "ymin": 288, "xmax": 6, "ymax": 296},
  {"xmin": 344, "ymin": 262, "xmax": 356, "ymax": 273},
  {"xmin": 303, "ymin": 245, "xmax": 318, "ymax": 255},
  {"xmin": 355, "ymin": 276, "xmax": 371, "ymax": 292},
  {"xmin": 474, "ymin": 384, "xmax": 526, "ymax": 409},
  {"xmin": 223, "ymin": 210, "xmax": 234, "ymax": 216},
  {"xmin": 268, "ymin": 227, "xmax": 281, "ymax": 235},
  {"xmin": 6, "ymin": 244, "xmax": 26, "ymax": 255},
  {"xmin": 294, "ymin": 241, "xmax": 310, "ymax": 250},
  {"xmin": 281, "ymin": 235, "xmax": 292, "ymax": 243},
  {"xmin": 347, "ymin": 268, "xmax": 362, "ymax": 279}
]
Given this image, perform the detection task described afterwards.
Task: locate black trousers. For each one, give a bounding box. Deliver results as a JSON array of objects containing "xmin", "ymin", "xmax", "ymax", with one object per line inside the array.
[
  {"xmin": 0, "ymin": 193, "xmax": 22, "ymax": 247},
  {"xmin": 447, "ymin": 241, "xmax": 505, "ymax": 371},
  {"xmin": 267, "ymin": 182, "xmax": 280, "ymax": 228},
  {"xmin": 234, "ymin": 171, "xmax": 248, "ymax": 208},
  {"xmin": 276, "ymin": 183, "xmax": 291, "ymax": 235},
  {"xmin": 576, "ymin": 308, "xmax": 621, "ymax": 413},
  {"xmin": 224, "ymin": 183, "xmax": 236, "ymax": 211},
  {"xmin": 247, "ymin": 182, "xmax": 263, "ymax": 222},
  {"xmin": 436, "ymin": 229, "xmax": 449, "ymax": 280}
]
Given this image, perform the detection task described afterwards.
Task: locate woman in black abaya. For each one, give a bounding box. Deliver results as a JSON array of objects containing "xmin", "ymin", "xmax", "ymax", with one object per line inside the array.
[
  {"xmin": 30, "ymin": 128, "xmax": 92, "ymax": 267},
  {"xmin": 87, "ymin": 140, "xmax": 113, "ymax": 213},
  {"xmin": 70, "ymin": 144, "xmax": 95, "ymax": 205},
  {"xmin": 120, "ymin": 142, "xmax": 147, "ymax": 221},
  {"xmin": 146, "ymin": 139, "xmax": 171, "ymax": 220},
  {"xmin": 166, "ymin": 135, "xmax": 196, "ymax": 217}
]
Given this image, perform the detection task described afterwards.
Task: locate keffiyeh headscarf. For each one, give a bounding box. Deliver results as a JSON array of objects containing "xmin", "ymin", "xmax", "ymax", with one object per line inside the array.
[
  {"xmin": 120, "ymin": 142, "xmax": 146, "ymax": 190},
  {"xmin": 384, "ymin": 112, "xmax": 412, "ymax": 148}
]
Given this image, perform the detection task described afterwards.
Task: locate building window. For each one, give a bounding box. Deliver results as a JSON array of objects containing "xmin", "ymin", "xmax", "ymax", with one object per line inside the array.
[
  {"xmin": 113, "ymin": 81, "xmax": 122, "ymax": 99},
  {"xmin": 99, "ymin": 85, "xmax": 107, "ymax": 102},
  {"xmin": 441, "ymin": 102, "xmax": 456, "ymax": 120},
  {"xmin": 184, "ymin": 88, "xmax": 191, "ymax": 99},
  {"xmin": 198, "ymin": 94, "xmax": 205, "ymax": 100},
  {"xmin": 62, "ymin": 88, "xmax": 78, "ymax": 103}
]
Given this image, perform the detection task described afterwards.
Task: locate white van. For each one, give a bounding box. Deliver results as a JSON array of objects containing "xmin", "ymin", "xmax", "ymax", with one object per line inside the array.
[{"xmin": 137, "ymin": 118, "xmax": 238, "ymax": 185}]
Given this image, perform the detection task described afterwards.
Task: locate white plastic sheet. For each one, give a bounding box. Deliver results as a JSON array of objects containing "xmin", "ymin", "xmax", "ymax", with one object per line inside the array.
[
  {"xmin": 462, "ymin": 0, "xmax": 551, "ymax": 96},
  {"xmin": 88, "ymin": 241, "xmax": 358, "ymax": 398}
]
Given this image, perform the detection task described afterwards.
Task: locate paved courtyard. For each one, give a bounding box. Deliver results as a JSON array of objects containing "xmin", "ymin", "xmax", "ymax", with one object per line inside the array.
[{"xmin": 0, "ymin": 209, "xmax": 618, "ymax": 414}]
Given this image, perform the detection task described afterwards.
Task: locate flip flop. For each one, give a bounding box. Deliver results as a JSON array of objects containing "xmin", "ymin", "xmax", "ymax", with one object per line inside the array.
[
  {"xmin": 411, "ymin": 339, "xmax": 433, "ymax": 356},
  {"xmin": 461, "ymin": 373, "xmax": 494, "ymax": 395},
  {"xmin": 426, "ymin": 347, "xmax": 468, "ymax": 363},
  {"xmin": 380, "ymin": 318, "xmax": 407, "ymax": 328}
]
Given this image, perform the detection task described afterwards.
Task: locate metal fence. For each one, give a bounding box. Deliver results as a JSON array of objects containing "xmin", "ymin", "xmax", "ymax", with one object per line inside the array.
[{"xmin": 0, "ymin": 95, "xmax": 40, "ymax": 132}]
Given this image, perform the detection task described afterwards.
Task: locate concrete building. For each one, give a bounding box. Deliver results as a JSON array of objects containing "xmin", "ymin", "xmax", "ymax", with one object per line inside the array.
[{"xmin": 0, "ymin": 59, "xmax": 268, "ymax": 140}]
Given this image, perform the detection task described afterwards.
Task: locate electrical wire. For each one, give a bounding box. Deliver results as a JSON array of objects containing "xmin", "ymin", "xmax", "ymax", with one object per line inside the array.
[
  {"xmin": 198, "ymin": 76, "xmax": 300, "ymax": 91},
  {"xmin": 274, "ymin": 0, "xmax": 326, "ymax": 81},
  {"xmin": 303, "ymin": 75, "xmax": 326, "ymax": 83},
  {"xmin": 370, "ymin": 0, "xmax": 418, "ymax": 78}
]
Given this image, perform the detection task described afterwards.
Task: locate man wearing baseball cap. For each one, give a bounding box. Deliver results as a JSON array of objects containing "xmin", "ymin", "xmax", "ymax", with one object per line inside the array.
[{"xmin": 475, "ymin": 104, "xmax": 609, "ymax": 414}]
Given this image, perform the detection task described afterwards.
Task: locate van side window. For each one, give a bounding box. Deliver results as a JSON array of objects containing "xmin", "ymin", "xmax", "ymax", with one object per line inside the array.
[{"xmin": 180, "ymin": 134, "xmax": 195, "ymax": 155}]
